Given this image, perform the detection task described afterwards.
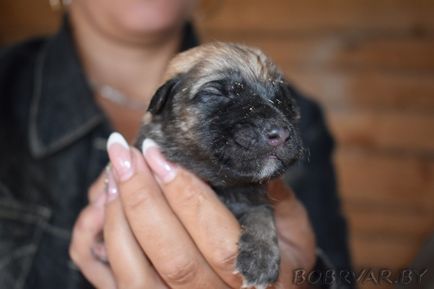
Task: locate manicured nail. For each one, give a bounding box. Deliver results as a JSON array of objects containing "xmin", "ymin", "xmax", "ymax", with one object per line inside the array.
[
  {"xmin": 107, "ymin": 132, "xmax": 134, "ymax": 181},
  {"xmin": 105, "ymin": 166, "xmax": 118, "ymax": 202},
  {"xmin": 142, "ymin": 139, "xmax": 177, "ymax": 183}
]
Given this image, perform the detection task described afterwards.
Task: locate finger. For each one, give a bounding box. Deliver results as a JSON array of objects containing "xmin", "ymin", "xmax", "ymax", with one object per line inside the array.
[
  {"xmin": 271, "ymin": 241, "xmax": 301, "ymax": 289},
  {"xmin": 70, "ymin": 195, "xmax": 117, "ymax": 289},
  {"xmin": 269, "ymin": 228, "xmax": 316, "ymax": 289},
  {"xmin": 107, "ymin": 133, "xmax": 229, "ymax": 289},
  {"xmin": 88, "ymin": 170, "xmax": 107, "ymax": 203},
  {"xmin": 277, "ymin": 198, "xmax": 316, "ymax": 269},
  {"xmin": 142, "ymin": 139, "xmax": 242, "ymax": 288},
  {"xmin": 271, "ymin": 181, "xmax": 316, "ymax": 268},
  {"xmin": 104, "ymin": 168, "xmax": 168, "ymax": 289},
  {"xmin": 268, "ymin": 179, "xmax": 316, "ymax": 287}
]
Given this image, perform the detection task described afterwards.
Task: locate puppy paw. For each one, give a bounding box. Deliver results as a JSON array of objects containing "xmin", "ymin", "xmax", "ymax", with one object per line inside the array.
[{"xmin": 236, "ymin": 233, "xmax": 280, "ymax": 289}]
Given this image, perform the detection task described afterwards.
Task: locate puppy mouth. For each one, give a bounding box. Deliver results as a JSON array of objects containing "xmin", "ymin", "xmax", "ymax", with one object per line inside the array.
[
  {"xmin": 230, "ymin": 137, "xmax": 294, "ymax": 164},
  {"xmin": 210, "ymin": 128, "xmax": 302, "ymax": 181},
  {"xmin": 268, "ymin": 154, "xmax": 278, "ymax": 159},
  {"xmin": 258, "ymin": 146, "xmax": 290, "ymax": 162},
  {"xmin": 256, "ymin": 155, "xmax": 284, "ymax": 180}
]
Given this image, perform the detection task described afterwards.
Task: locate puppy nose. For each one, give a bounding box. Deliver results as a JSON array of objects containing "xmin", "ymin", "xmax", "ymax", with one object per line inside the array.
[{"xmin": 266, "ymin": 127, "xmax": 290, "ymax": 147}]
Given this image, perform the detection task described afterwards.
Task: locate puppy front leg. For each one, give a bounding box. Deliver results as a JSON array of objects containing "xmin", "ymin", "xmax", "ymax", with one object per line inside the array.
[{"xmin": 236, "ymin": 204, "xmax": 280, "ymax": 289}]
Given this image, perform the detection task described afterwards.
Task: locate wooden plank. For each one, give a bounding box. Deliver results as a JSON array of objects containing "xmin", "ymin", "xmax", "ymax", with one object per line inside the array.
[
  {"xmin": 338, "ymin": 149, "xmax": 434, "ymax": 272},
  {"xmin": 335, "ymin": 149, "xmax": 434, "ymax": 207},
  {"xmin": 202, "ymin": 34, "xmax": 434, "ymax": 72},
  {"xmin": 2, "ymin": 0, "xmax": 434, "ymax": 44},
  {"xmin": 328, "ymin": 111, "xmax": 434, "ymax": 153},
  {"xmin": 344, "ymin": 205, "xmax": 434, "ymax": 238},
  {"xmin": 0, "ymin": 0, "xmax": 61, "ymax": 45},
  {"xmin": 197, "ymin": 0, "xmax": 434, "ymax": 33},
  {"xmin": 350, "ymin": 234, "xmax": 433, "ymax": 289},
  {"xmin": 283, "ymin": 69, "xmax": 434, "ymax": 113},
  {"xmin": 350, "ymin": 234, "xmax": 425, "ymax": 270}
]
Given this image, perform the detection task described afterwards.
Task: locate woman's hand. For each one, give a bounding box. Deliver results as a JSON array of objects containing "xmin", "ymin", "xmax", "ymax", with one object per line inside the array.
[
  {"xmin": 70, "ymin": 132, "xmax": 316, "ymax": 289},
  {"xmin": 69, "ymin": 172, "xmax": 117, "ymax": 289}
]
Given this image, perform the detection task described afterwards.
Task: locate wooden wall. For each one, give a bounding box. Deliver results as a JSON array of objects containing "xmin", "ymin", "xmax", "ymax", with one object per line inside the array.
[{"xmin": 1, "ymin": 1, "xmax": 433, "ymax": 288}]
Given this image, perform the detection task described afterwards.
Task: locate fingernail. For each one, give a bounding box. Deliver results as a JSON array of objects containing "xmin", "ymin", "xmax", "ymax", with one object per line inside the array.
[
  {"xmin": 107, "ymin": 132, "xmax": 134, "ymax": 181},
  {"xmin": 142, "ymin": 139, "xmax": 177, "ymax": 183},
  {"xmin": 105, "ymin": 166, "xmax": 118, "ymax": 202}
]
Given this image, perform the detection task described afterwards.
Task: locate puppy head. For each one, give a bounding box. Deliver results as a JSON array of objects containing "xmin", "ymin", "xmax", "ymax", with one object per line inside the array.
[{"xmin": 141, "ymin": 42, "xmax": 303, "ymax": 186}]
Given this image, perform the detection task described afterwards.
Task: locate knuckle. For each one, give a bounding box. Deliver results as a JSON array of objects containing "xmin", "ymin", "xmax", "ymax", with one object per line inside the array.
[
  {"xmin": 179, "ymin": 186, "xmax": 202, "ymax": 205},
  {"xmin": 88, "ymin": 175, "xmax": 105, "ymax": 201},
  {"xmin": 121, "ymin": 175, "xmax": 157, "ymax": 211},
  {"xmin": 212, "ymin": 246, "xmax": 238, "ymax": 272},
  {"xmin": 172, "ymin": 171, "xmax": 208, "ymax": 205},
  {"xmin": 68, "ymin": 244, "xmax": 78, "ymax": 263},
  {"xmin": 160, "ymin": 257, "xmax": 199, "ymax": 286},
  {"xmin": 117, "ymin": 279, "xmax": 146, "ymax": 289},
  {"xmin": 88, "ymin": 183, "xmax": 98, "ymax": 197},
  {"xmin": 68, "ymin": 238, "xmax": 82, "ymax": 265},
  {"xmin": 75, "ymin": 209, "xmax": 95, "ymax": 233},
  {"xmin": 69, "ymin": 227, "xmax": 88, "ymax": 264},
  {"xmin": 122, "ymin": 184, "xmax": 155, "ymax": 211},
  {"xmin": 69, "ymin": 210, "xmax": 99, "ymax": 266},
  {"xmin": 176, "ymin": 183, "xmax": 206, "ymax": 209}
]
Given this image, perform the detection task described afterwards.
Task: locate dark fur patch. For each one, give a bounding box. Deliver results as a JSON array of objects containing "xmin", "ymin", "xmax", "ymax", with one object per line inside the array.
[{"xmin": 147, "ymin": 75, "xmax": 183, "ymax": 115}]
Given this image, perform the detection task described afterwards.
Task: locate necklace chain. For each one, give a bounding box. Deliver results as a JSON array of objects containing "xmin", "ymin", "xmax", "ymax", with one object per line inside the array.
[{"xmin": 93, "ymin": 83, "xmax": 147, "ymax": 111}]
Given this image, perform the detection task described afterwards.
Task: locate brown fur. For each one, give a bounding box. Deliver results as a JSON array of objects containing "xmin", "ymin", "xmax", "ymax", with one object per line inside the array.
[{"xmin": 163, "ymin": 42, "xmax": 281, "ymax": 94}]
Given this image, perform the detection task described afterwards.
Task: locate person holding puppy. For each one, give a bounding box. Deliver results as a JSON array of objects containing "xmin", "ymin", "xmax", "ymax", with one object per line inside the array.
[{"xmin": 0, "ymin": 0, "xmax": 351, "ymax": 288}]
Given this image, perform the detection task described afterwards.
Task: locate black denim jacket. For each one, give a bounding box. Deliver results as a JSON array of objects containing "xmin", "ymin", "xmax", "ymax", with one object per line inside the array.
[{"xmin": 0, "ymin": 19, "xmax": 351, "ymax": 289}]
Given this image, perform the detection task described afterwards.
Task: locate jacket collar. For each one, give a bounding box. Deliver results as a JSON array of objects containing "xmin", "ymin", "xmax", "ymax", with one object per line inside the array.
[
  {"xmin": 29, "ymin": 17, "xmax": 199, "ymax": 158},
  {"xmin": 29, "ymin": 18, "xmax": 103, "ymax": 158}
]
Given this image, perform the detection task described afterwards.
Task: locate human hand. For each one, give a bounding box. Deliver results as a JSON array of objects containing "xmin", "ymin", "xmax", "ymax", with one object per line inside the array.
[
  {"xmin": 69, "ymin": 172, "xmax": 117, "ymax": 289},
  {"xmin": 71, "ymin": 132, "xmax": 316, "ymax": 288}
]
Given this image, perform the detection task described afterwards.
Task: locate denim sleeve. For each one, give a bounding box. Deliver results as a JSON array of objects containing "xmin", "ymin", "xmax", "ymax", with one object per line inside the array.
[{"xmin": 283, "ymin": 88, "xmax": 353, "ymax": 271}]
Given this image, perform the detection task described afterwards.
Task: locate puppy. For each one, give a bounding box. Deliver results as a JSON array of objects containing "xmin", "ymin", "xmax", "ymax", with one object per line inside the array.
[{"xmin": 135, "ymin": 42, "xmax": 303, "ymax": 289}]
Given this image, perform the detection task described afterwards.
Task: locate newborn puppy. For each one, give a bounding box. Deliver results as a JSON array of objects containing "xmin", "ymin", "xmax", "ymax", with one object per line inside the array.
[{"xmin": 135, "ymin": 42, "xmax": 303, "ymax": 289}]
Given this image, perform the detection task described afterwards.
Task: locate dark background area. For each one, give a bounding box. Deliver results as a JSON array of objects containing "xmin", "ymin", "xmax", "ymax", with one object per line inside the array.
[{"xmin": 1, "ymin": 1, "xmax": 433, "ymax": 288}]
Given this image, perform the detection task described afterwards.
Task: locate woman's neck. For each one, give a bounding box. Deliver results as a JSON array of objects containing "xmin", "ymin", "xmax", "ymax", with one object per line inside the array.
[
  {"xmin": 68, "ymin": 7, "xmax": 183, "ymax": 140},
  {"xmin": 69, "ymin": 8, "xmax": 183, "ymax": 104}
]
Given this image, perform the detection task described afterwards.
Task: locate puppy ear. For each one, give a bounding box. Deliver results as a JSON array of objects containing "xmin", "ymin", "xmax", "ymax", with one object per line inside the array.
[
  {"xmin": 280, "ymin": 80, "xmax": 301, "ymax": 121},
  {"xmin": 147, "ymin": 75, "xmax": 182, "ymax": 115}
]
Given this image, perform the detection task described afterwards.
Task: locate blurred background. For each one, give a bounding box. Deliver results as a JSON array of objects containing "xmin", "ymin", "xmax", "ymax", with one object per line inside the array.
[{"xmin": 1, "ymin": 0, "xmax": 433, "ymax": 288}]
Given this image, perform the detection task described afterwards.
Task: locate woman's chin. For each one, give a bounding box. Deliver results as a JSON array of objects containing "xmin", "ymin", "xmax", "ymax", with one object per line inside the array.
[
  {"xmin": 111, "ymin": 12, "xmax": 186, "ymax": 43},
  {"xmin": 114, "ymin": 1, "xmax": 191, "ymax": 36},
  {"xmin": 70, "ymin": 0, "xmax": 194, "ymax": 44}
]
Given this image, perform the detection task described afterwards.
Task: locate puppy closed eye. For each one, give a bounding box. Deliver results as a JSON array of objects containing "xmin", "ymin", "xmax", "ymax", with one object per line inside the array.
[
  {"xmin": 202, "ymin": 86, "xmax": 224, "ymax": 96},
  {"xmin": 194, "ymin": 81, "xmax": 232, "ymax": 102}
]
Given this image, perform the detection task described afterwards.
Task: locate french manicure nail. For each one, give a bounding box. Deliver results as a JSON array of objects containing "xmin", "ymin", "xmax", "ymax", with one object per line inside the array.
[
  {"xmin": 107, "ymin": 132, "xmax": 134, "ymax": 181},
  {"xmin": 142, "ymin": 138, "xmax": 177, "ymax": 183},
  {"xmin": 105, "ymin": 166, "xmax": 118, "ymax": 202}
]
